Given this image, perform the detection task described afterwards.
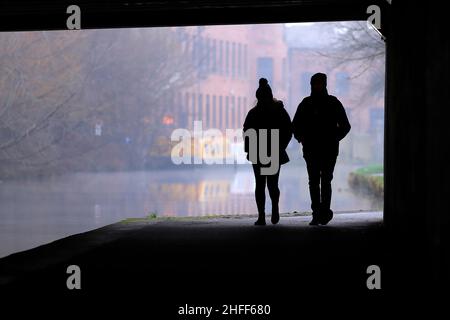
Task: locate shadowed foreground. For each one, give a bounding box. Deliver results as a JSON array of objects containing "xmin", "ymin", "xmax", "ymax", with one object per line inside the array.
[{"xmin": 0, "ymin": 212, "xmax": 427, "ymax": 317}]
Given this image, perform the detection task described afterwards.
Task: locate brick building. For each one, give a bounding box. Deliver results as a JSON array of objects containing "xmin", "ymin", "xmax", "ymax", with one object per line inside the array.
[
  {"xmin": 160, "ymin": 23, "xmax": 384, "ymax": 162},
  {"xmin": 174, "ymin": 24, "xmax": 288, "ymax": 131}
]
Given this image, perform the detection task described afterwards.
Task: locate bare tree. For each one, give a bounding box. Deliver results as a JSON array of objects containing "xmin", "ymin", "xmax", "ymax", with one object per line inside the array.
[
  {"xmin": 0, "ymin": 31, "xmax": 89, "ymax": 177},
  {"xmin": 0, "ymin": 27, "xmax": 200, "ymax": 178},
  {"xmin": 78, "ymin": 27, "xmax": 200, "ymax": 170},
  {"xmin": 317, "ymin": 21, "xmax": 385, "ymax": 100}
]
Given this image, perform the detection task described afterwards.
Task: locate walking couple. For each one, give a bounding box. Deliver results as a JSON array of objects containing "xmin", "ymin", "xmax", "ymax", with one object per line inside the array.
[{"xmin": 243, "ymin": 73, "xmax": 351, "ymax": 226}]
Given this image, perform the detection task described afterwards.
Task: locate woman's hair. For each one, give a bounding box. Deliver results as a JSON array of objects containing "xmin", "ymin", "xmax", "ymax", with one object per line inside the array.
[{"xmin": 255, "ymin": 78, "xmax": 273, "ymax": 102}]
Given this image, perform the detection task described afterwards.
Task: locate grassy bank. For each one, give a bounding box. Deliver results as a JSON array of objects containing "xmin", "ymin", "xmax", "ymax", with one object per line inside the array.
[{"xmin": 348, "ymin": 164, "xmax": 384, "ymax": 199}]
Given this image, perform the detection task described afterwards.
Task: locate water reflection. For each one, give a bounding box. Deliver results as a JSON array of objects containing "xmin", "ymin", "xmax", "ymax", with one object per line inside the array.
[{"xmin": 0, "ymin": 162, "xmax": 381, "ymax": 258}]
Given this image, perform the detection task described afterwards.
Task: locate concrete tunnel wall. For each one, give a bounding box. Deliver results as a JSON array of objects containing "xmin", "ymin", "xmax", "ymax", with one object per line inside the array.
[
  {"xmin": 385, "ymin": 1, "xmax": 449, "ymax": 287},
  {"xmin": 0, "ymin": 0, "xmax": 448, "ymax": 288}
]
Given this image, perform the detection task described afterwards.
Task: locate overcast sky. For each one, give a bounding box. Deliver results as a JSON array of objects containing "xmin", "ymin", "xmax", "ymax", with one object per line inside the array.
[{"xmin": 285, "ymin": 21, "xmax": 360, "ymax": 49}]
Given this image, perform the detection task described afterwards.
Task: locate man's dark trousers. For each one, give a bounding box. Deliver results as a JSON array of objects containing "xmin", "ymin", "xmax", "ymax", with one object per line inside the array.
[{"xmin": 304, "ymin": 152, "xmax": 337, "ymax": 219}]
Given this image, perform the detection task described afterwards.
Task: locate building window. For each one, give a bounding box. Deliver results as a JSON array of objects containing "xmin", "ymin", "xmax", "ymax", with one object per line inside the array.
[
  {"xmin": 205, "ymin": 94, "xmax": 210, "ymax": 128},
  {"xmin": 282, "ymin": 58, "xmax": 287, "ymax": 89},
  {"xmin": 212, "ymin": 39, "xmax": 217, "ymax": 73},
  {"xmin": 231, "ymin": 42, "xmax": 236, "ymax": 78},
  {"xmin": 300, "ymin": 72, "xmax": 313, "ymax": 97},
  {"xmin": 237, "ymin": 43, "xmax": 242, "ymax": 78},
  {"xmin": 191, "ymin": 92, "xmax": 197, "ymax": 123},
  {"xmin": 185, "ymin": 92, "xmax": 190, "ymax": 128},
  {"xmin": 335, "ymin": 72, "xmax": 350, "ymax": 96},
  {"xmin": 370, "ymin": 107, "xmax": 384, "ymax": 161},
  {"xmin": 219, "ymin": 96, "xmax": 223, "ymax": 129},
  {"xmin": 237, "ymin": 97, "xmax": 242, "ymax": 126},
  {"xmin": 231, "ymin": 96, "xmax": 235, "ymax": 128},
  {"xmin": 198, "ymin": 93, "xmax": 203, "ymax": 122},
  {"xmin": 199, "ymin": 37, "xmax": 207, "ymax": 78},
  {"xmin": 225, "ymin": 96, "xmax": 229, "ymax": 128},
  {"xmin": 219, "ymin": 40, "xmax": 223, "ymax": 75},
  {"xmin": 191, "ymin": 34, "xmax": 197, "ymax": 65},
  {"xmin": 212, "ymin": 95, "xmax": 217, "ymax": 127},
  {"xmin": 205, "ymin": 38, "xmax": 211, "ymax": 74},
  {"xmin": 225, "ymin": 41, "xmax": 230, "ymax": 76},
  {"xmin": 257, "ymin": 57, "xmax": 274, "ymax": 88},
  {"xmin": 244, "ymin": 44, "xmax": 248, "ymax": 78},
  {"xmin": 370, "ymin": 108, "xmax": 384, "ymax": 133},
  {"xmin": 185, "ymin": 92, "xmax": 190, "ymax": 109}
]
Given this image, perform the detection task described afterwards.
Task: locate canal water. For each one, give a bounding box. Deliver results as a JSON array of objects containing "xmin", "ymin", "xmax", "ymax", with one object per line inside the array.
[{"xmin": 0, "ymin": 161, "xmax": 381, "ymax": 258}]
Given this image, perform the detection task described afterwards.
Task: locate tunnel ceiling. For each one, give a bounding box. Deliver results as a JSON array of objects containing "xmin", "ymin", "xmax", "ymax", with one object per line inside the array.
[{"xmin": 0, "ymin": 0, "xmax": 389, "ymax": 31}]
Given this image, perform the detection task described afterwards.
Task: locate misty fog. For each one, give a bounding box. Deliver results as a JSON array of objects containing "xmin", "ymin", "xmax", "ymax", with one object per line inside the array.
[{"xmin": 0, "ymin": 22, "xmax": 385, "ymax": 257}]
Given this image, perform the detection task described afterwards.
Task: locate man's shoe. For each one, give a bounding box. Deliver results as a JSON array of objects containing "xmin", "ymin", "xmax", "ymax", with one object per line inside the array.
[
  {"xmin": 271, "ymin": 212, "xmax": 280, "ymax": 225},
  {"xmin": 319, "ymin": 209, "xmax": 333, "ymax": 225},
  {"xmin": 309, "ymin": 210, "xmax": 321, "ymax": 226}
]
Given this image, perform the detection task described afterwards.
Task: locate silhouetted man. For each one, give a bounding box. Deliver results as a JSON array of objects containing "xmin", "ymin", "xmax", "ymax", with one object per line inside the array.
[
  {"xmin": 292, "ymin": 73, "xmax": 351, "ymax": 225},
  {"xmin": 243, "ymin": 78, "xmax": 292, "ymax": 226}
]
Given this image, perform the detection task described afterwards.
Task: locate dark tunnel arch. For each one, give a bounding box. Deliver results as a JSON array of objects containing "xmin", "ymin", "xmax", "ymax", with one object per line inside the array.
[{"xmin": 0, "ymin": 0, "xmax": 448, "ymax": 290}]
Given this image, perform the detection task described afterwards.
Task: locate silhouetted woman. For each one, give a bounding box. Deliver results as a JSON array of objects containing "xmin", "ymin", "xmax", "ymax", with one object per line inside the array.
[{"xmin": 243, "ymin": 78, "xmax": 293, "ymax": 225}]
